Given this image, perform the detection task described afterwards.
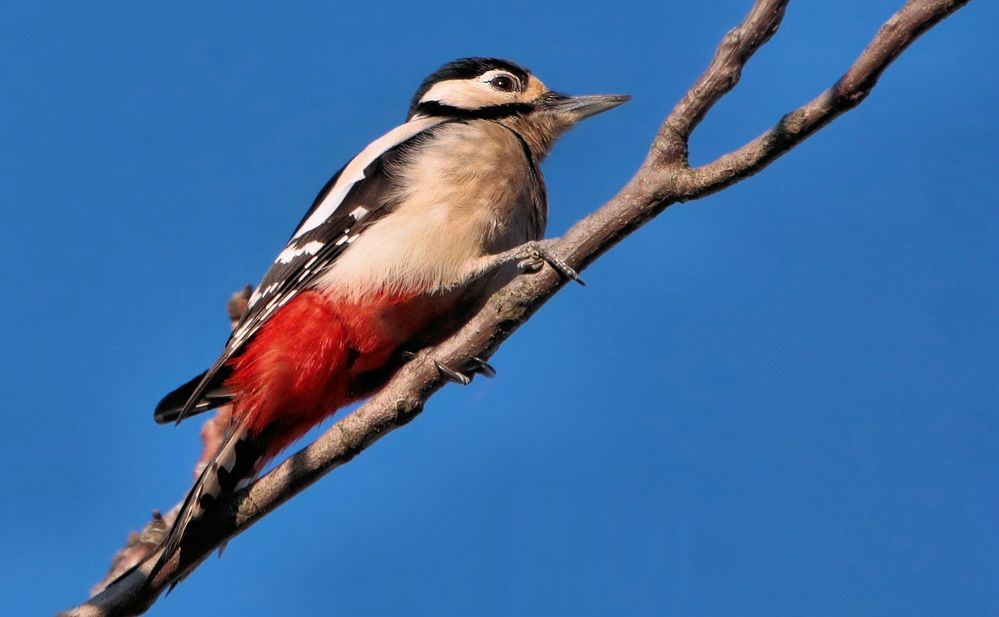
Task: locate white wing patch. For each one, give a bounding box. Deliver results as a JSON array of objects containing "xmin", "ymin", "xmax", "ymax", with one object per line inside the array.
[
  {"xmin": 334, "ymin": 231, "xmax": 358, "ymax": 247},
  {"xmin": 276, "ymin": 240, "xmax": 324, "ymax": 264},
  {"xmin": 292, "ymin": 115, "xmax": 445, "ymax": 240},
  {"xmin": 232, "ymin": 288, "xmax": 297, "ymax": 348},
  {"xmin": 248, "ymin": 282, "xmax": 279, "ymax": 308}
]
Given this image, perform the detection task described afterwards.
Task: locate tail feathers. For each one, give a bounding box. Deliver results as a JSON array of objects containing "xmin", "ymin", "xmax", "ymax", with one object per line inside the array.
[
  {"xmin": 150, "ymin": 425, "xmax": 263, "ymax": 586},
  {"xmin": 154, "ymin": 368, "xmax": 234, "ymax": 424}
]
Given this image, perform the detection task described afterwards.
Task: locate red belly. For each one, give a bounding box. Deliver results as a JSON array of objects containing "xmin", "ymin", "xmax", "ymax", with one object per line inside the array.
[{"xmin": 225, "ymin": 290, "xmax": 428, "ymax": 459}]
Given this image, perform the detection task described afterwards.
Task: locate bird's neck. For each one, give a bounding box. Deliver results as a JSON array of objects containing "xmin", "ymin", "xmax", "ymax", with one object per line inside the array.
[{"xmin": 495, "ymin": 115, "xmax": 563, "ymax": 162}]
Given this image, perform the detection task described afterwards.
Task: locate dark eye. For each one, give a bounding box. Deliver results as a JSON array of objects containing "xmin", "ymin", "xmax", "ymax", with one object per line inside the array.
[{"xmin": 489, "ymin": 75, "xmax": 516, "ymax": 92}]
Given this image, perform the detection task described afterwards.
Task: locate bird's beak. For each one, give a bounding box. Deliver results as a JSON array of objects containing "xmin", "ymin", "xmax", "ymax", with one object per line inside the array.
[{"xmin": 547, "ymin": 93, "xmax": 631, "ymax": 120}]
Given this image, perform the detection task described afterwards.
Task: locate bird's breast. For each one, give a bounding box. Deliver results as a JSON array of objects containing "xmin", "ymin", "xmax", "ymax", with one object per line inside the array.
[{"xmin": 317, "ymin": 120, "xmax": 545, "ymax": 300}]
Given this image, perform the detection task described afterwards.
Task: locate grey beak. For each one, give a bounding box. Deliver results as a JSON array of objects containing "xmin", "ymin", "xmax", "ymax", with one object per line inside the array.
[{"xmin": 549, "ymin": 93, "xmax": 631, "ymax": 120}]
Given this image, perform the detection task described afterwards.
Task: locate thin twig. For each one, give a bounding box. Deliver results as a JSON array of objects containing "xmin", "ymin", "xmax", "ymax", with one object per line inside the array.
[{"xmin": 65, "ymin": 1, "xmax": 972, "ymax": 614}]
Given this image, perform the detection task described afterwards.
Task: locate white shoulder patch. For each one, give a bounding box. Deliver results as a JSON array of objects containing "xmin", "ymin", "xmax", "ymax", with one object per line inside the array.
[{"xmin": 292, "ymin": 115, "xmax": 446, "ymax": 239}]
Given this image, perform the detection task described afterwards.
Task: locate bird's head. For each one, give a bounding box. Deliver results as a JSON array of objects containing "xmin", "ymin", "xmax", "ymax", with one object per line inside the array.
[{"xmin": 408, "ymin": 57, "xmax": 629, "ymax": 159}]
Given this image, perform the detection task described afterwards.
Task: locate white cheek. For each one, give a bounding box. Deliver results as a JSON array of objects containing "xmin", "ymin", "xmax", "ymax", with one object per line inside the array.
[{"xmin": 419, "ymin": 79, "xmax": 515, "ymax": 109}]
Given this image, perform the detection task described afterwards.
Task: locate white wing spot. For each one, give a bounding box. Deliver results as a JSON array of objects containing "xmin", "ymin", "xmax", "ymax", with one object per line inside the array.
[
  {"xmin": 217, "ymin": 446, "xmax": 237, "ymax": 474},
  {"xmin": 202, "ymin": 475, "xmax": 221, "ymax": 498},
  {"xmin": 248, "ymin": 282, "xmax": 280, "ymax": 308},
  {"xmin": 276, "ymin": 240, "xmax": 324, "ymax": 264}
]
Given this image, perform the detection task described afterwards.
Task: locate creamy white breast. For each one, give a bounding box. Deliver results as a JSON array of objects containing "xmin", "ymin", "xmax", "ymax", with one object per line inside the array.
[{"xmin": 317, "ymin": 121, "xmax": 541, "ymax": 300}]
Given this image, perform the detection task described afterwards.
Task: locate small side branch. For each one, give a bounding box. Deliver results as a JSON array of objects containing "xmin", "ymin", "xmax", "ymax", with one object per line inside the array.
[
  {"xmin": 656, "ymin": 0, "xmax": 789, "ymax": 167},
  {"xmin": 66, "ymin": 1, "xmax": 972, "ymax": 615},
  {"xmin": 683, "ymin": 0, "xmax": 972, "ymax": 197}
]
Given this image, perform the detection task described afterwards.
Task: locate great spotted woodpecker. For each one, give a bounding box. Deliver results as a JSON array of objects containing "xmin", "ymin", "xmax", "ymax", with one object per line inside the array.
[{"xmin": 149, "ymin": 57, "xmax": 628, "ymax": 579}]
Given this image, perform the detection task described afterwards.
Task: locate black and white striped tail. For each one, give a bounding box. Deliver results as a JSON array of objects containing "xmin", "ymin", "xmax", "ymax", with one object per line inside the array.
[{"xmin": 150, "ymin": 425, "xmax": 262, "ymax": 586}]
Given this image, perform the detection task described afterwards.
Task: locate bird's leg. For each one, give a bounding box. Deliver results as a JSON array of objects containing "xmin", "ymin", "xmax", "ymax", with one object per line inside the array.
[
  {"xmin": 487, "ymin": 239, "xmax": 585, "ymax": 286},
  {"xmin": 401, "ymin": 351, "xmax": 496, "ymax": 385}
]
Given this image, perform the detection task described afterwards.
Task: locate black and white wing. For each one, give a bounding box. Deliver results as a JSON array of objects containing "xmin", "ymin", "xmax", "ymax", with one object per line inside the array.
[{"xmin": 154, "ymin": 116, "xmax": 450, "ymax": 424}]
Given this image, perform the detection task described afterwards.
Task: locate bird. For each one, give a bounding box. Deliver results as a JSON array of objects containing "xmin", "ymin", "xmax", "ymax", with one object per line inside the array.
[{"xmin": 147, "ymin": 57, "xmax": 628, "ymax": 581}]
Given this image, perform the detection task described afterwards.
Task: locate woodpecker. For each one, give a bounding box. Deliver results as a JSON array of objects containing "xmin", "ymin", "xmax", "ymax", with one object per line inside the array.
[{"xmin": 148, "ymin": 57, "xmax": 628, "ymax": 578}]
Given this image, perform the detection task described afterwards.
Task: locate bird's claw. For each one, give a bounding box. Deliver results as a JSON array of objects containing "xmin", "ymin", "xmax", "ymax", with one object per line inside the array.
[
  {"xmin": 470, "ymin": 356, "xmax": 496, "ymax": 378},
  {"xmin": 435, "ymin": 360, "xmax": 472, "ymax": 385},
  {"xmin": 433, "ymin": 356, "xmax": 496, "ymax": 385}
]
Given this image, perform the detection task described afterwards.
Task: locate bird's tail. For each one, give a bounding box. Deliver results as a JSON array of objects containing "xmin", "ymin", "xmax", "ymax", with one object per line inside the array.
[{"xmin": 150, "ymin": 423, "xmax": 264, "ymax": 586}]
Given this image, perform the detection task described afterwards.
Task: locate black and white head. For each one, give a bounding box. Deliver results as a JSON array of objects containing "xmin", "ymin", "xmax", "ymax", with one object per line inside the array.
[{"xmin": 408, "ymin": 57, "xmax": 629, "ymax": 158}]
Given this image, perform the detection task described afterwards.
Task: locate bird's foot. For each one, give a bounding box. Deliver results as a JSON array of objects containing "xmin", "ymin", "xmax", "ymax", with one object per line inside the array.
[
  {"xmin": 402, "ymin": 351, "xmax": 496, "ymax": 384},
  {"xmin": 435, "ymin": 356, "xmax": 497, "ymax": 385},
  {"xmin": 513, "ymin": 240, "xmax": 585, "ymax": 286}
]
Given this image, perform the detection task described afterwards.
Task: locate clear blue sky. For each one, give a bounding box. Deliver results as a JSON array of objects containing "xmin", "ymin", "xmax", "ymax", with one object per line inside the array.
[{"xmin": 2, "ymin": 1, "xmax": 997, "ymax": 615}]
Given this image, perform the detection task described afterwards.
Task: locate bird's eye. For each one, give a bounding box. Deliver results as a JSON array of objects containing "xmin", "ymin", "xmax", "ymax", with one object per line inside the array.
[{"xmin": 488, "ymin": 75, "xmax": 516, "ymax": 92}]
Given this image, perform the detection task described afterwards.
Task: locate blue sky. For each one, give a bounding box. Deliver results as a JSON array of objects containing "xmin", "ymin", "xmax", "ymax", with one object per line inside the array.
[{"xmin": 2, "ymin": 1, "xmax": 997, "ymax": 615}]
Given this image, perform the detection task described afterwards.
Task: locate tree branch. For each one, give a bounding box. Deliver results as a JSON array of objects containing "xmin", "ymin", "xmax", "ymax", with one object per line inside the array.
[{"xmin": 66, "ymin": 1, "xmax": 971, "ymax": 614}]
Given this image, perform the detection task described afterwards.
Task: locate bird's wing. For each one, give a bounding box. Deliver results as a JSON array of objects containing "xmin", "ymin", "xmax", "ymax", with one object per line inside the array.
[{"xmin": 157, "ymin": 116, "xmax": 450, "ymax": 425}]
